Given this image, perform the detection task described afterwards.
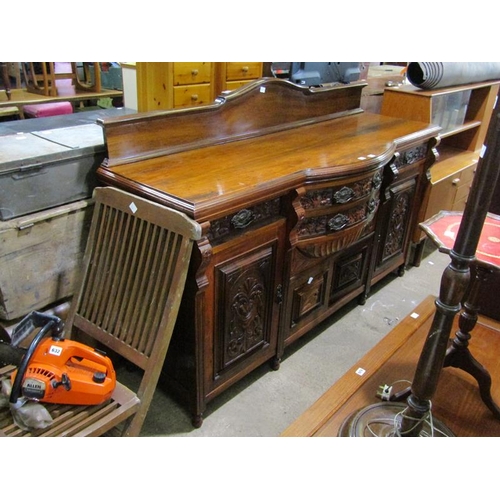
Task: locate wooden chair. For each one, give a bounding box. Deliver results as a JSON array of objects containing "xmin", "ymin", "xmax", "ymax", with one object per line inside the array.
[
  {"xmin": 21, "ymin": 62, "xmax": 102, "ymax": 97},
  {"xmin": 0, "ymin": 186, "xmax": 201, "ymax": 436}
]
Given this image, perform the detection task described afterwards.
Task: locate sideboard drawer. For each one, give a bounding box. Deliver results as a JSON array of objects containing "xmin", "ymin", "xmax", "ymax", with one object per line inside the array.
[{"xmin": 295, "ymin": 168, "xmax": 383, "ymax": 257}]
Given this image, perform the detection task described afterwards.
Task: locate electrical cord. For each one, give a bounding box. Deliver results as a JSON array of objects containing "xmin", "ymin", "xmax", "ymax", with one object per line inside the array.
[{"xmin": 367, "ymin": 380, "xmax": 451, "ymax": 437}]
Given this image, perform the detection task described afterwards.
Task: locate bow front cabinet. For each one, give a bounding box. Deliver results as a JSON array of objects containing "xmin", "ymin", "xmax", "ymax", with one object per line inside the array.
[{"xmin": 97, "ymin": 79, "xmax": 439, "ymax": 427}]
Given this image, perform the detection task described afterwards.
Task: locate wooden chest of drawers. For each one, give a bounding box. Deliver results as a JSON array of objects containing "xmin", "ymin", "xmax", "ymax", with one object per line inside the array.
[
  {"xmin": 219, "ymin": 62, "xmax": 263, "ymax": 92},
  {"xmin": 135, "ymin": 62, "xmax": 263, "ymax": 111},
  {"xmin": 172, "ymin": 62, "xmax": 214, "ymax": 108}
]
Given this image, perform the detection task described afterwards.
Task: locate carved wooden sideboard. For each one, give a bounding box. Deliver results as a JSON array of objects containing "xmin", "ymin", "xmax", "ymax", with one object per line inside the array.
[{"xmin": 96, "ymin": 78, "xmax": 440, "ymax": 427}]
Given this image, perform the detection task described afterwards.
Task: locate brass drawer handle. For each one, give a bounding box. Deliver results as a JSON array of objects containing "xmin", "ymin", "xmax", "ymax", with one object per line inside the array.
[{"xmin": 242, "ymin": 66, "xmax": 249, "ymax": 73}]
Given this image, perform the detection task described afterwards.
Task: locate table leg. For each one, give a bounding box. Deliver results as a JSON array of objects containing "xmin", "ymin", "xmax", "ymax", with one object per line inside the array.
[{"xmin": 443, "ymin": 265, "xmax": 500, "ymax": 419}]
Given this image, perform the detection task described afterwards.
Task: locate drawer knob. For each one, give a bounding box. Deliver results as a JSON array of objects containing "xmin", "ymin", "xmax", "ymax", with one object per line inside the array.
[
  {"xmin": 452, "ymin": 178, "xmax": 461, "ymax": 186},
  {"xmin": 242, "ymin": 66, "xmax": 249, "ymax": 73},
  {"xmin": 191, "ymin": 69, "xmax": 199, "ymax": 76},
  {"xmin": 191, "ymin": 94, "xmax": 199, "ymax": 101}
]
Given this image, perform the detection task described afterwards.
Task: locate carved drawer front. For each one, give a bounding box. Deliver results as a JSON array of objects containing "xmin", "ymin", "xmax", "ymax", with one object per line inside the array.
[
  {"xmin": 289, "ymin": 265, "xmax": 329, "ymax": 329},
  {"xmin": 393, "ymin": 144, "xmax": 428, "ymax": 171},
  {"xmin": 296, "ymin": 169, "xmax": 383, "ymax": 257},
  {"xmin": 207, "ymin": 198, "xmax": 281, "ymax": 244}
]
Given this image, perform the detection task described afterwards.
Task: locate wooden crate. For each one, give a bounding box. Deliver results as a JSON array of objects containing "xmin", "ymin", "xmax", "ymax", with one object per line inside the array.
[{"xmin": 0, "ymin": 198, "xmax": 94, "ymax": 320}]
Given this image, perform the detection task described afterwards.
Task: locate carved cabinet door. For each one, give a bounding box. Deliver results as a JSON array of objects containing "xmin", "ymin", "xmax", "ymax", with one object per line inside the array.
[
  {"xmin": 374, "ymin": 176, "xmax": 417, "ymax": 276},
  {"xmin": 207, "ymin": 219, "xmax": 286, "ymax": 396}
]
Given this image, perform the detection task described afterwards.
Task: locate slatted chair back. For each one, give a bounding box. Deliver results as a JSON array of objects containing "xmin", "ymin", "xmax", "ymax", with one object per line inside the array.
[
  {"xmin": 66, "ymin": 186, "xmax": 201, "ymax": 435},
  {"xmin": 0, "ymin": 186, "xmax": 201, "ymax": 437}
]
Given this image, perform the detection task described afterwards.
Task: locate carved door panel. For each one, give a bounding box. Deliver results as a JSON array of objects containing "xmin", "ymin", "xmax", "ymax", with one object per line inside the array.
[
  {"xmin": 329, "ymin": 236, "xmax": 372, "ymax": 305},
  {"xmin": 208, "ymin": 220, "xmax": 285, "ymax": 394},
  {"xmin": 284, "ymin": 260, "xmax": 331, "ymax": 343},
  {"xmin": 375, "ymin": 177, "xmax": 416, "ymax": 275}
]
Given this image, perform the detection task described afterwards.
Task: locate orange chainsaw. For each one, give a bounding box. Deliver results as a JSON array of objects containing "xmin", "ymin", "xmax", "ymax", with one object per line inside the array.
[{"xmin": 8, "ymin": 311, "xmax": 116, "ymax": 406}]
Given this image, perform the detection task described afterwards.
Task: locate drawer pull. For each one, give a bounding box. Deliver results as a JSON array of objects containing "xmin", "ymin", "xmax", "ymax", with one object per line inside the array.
[
  {"xmin": 328, "ymin": 213, "xmax": 349, "ymax": 231},
  {"xmin": 231, "ymin": 208, "xmax": 255, "ymax": 228},
  {"xmin": 191, "ymin": 94, "xmax": 199, "ymax": 101},
  {"xmin": 191, "ymin": 69, "xmax": 199, "ymax": 76},
  {"xmin": 452, "ymin": 178, "xmax": 461, "ymax": 186},
  {"xmin": 242, "ymin": 66, "xmax": 249, "ymax": 73},
  {"xmin": 333, "ymin": 186, "xmax": 354, "ymax": 204}
]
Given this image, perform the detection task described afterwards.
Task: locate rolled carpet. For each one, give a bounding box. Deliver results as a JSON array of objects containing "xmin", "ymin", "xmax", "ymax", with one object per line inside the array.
[{"xmin": 407, "ymin": 62, "xmax": 500, "ymax": 89}]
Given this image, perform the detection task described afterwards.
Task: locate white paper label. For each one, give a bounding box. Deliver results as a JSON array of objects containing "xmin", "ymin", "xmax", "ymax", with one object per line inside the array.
[{"xmin": 49, "ymin": 345, "xmax": 63, "ymax": 356}]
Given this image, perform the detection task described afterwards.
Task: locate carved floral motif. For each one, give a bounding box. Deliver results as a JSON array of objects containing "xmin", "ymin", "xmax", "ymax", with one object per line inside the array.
[
  {"xmin": 383, "ymin": 191, "xmax": 411, "ymax": 259},
  {"xmin": 394, "ymin": 145, "xmax": 427, "ymax": 168}
]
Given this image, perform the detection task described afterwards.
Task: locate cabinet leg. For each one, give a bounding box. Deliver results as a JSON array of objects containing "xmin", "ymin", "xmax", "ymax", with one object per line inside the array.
[
  {"xmin": 271, "ymin": 356, "xmax": 281, "ymax": 371},
  {"xmin": 397, "ymin": 263, "xmax": 406, "ymax": 277},
  {"xmin": 412, "ymin": 239, "xmax": 427, "ymax": 267},
  {"xmin": 192, "ymin": 413, "xmax": 204, "ymax": 428}
]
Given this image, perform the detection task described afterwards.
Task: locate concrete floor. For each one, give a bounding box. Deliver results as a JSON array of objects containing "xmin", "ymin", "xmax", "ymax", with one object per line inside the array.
[{"xmin": 138, "ymin": 243, "xmax": 451, "ymax": 437}]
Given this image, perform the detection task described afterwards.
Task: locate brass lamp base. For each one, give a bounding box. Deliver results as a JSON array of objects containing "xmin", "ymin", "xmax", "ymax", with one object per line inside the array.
[{"xmin": 338, "ymin": 402, "xmax": 455, "ymax": 437}]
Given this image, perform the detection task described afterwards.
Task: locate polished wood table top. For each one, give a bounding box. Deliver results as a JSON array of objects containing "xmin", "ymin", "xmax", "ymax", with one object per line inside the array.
[
  {"xmin": 282, "ymin": 295, "xmax": 500, "ymax": 437},
  {"xmin": 97, "ymin": 78, "xmax": 439, "ymax": 222},
  {"xmin": 0, "ymin": 88, "xmax": 123, "ymax": 108}
]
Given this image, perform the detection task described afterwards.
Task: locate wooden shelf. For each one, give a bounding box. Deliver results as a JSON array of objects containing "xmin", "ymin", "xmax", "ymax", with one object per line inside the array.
[
  {"xmin": 431, "ymin": 147, "xmax": 479, "ymax": 183},
  {"xmin": 381, "ymin": 79, "xmax": 500, "ymax": 264},
  {"xmin": 439, "ymin": 119, "xmax": 481, "ymax": 139}
]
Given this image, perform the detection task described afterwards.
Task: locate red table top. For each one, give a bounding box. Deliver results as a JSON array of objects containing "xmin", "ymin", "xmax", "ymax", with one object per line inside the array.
[{"xmin": 420, "ymin": 211, "xmax": 500, "ymax": 270}]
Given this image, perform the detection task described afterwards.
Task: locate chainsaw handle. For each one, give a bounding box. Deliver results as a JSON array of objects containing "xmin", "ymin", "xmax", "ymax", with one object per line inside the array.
[
  {"xmin": 11, "ymin": 311, "xmax": 64, "ymax": 348},
  {"xmin": 9, "ymin": 318, "xmax": 59, "ymax": 405},
  {"xmin": 59, "ymin": 342, "xmax": 115, "ymax": 375}
]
